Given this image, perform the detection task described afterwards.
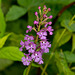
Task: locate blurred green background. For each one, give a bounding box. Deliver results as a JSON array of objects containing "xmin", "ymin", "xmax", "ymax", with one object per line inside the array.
[{"xmin": 0, "ymin": 0, "xmax": 75, "ymax": 75}]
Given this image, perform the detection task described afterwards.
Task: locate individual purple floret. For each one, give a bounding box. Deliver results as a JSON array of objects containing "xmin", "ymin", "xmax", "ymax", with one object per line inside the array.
[
  {"xmin": 48, "ymin": 21, "xmax": 52, "ymax": 25},
  {"xmin": 26, "ymin": 25, "xmax": 32, "ymax": 33},
  {"xmin": 34, "ymin": 21, "xmax": 39, "ymax": 25},
  {"xmin": 22, "ymin": 54, "xmax": 32, "ymax": 66},
  {"xmin": 49, "ymin": 15, "xmax": 53, "ymax": 19},
  {"xmin": 40, "ymin": 40, "xmax": 51, "ymax": 53},
  {"xmin": 47, "ymin": 26, "xmax": 54, "ymax": 35},
  {"xmin": 31, "ymin": 51, "xmax": 43, "ymax": 63},
  {"xmin": 24, "ymin": 35, "xmax": 34, "ymax": 41},
  {"xmin": 37, "ymin": 30, "xmax": 47, "ymax": 40},
  {"xmin": 25, "ymin": 41, "xmax": 36, "ymax": 53},
  {"xmin": 19, "ymin": 40, "xmax": 25, "ymax": 51},
  {"xmin": 35, "ymin": 12, "xmax": 38, "ymax": 16}
]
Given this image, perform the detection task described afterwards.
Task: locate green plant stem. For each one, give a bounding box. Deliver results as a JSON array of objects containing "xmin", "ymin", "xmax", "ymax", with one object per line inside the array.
[
  {"xmin": 26, "ymin": 61, "xmax": 32, "ymax": 75},
  {"xmin": 40, "ymin": 65, "xmax": 48, "ymax": 75},
  {"xmin": 41, "ymin": 29, "xmax": 66, "ymax": 75}
]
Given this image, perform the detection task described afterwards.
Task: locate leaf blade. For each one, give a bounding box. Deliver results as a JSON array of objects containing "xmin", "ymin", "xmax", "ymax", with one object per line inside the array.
[{"xmin": 0, "ymin": 46, "xmax": 24, "ymax": 61}]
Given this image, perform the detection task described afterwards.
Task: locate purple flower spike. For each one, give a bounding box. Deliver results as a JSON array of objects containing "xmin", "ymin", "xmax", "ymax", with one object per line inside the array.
[
  {"xmin": 20, "ymin": 5, "xmax": 54, "ymax": 66},
  {"xmin": 34, "ymin": 21, "xmax": 39, "ymax": 25},
  {"xmin": 48, "ymin": 21, "xmax": 52, "ymax": 25},
  {"xmin": 35, "ymin": 12, "xmax": 38, "ymax": 16},
  {"xmin": 49, "ymin": 15, "xmax": 53, "ymax": 19}
]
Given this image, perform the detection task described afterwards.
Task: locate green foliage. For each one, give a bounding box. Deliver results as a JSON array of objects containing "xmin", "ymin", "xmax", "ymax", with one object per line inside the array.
[
  {"xmin": 17, "ymin": 0, "xmax": 43, "ymax": 8},
  {"xmin": 0, "ymin": 0, "xmax": 75, "ymax": 74},
  {"xmin": 23, "ymin": 68, "xmax": 27, "ymax": 75},
  {"xmin": 55, "ymin": 51, "xmax": 75, "ymax": 75},
  {"xmin": 8, "ymin": 33, "xmax": 24, "ymax": 47},
  {"xmin": 0, "ymin": 6, "xmax": 6, "ymax": 37},
  {"xmin": 0, "ymin": 59, "xmax": 13, "ymax": 71},
  {"xmin": 64, "ymin": 51, "xmax": 75, "ymax": 63},
  {"xmin": 0, "ymin": 33, "xmax": 11, "ymax": 48},
  {"xmin": 72, "ymin": 34, "xmax": 75, "ymax": 52},
  {"xmin": 0, "ymin": 46, "xmax": 24, "ymax": 61},
  {"xmin": 45, "ymin": 0, "xmax": 75, "ymax": 5},
  {"xmin": 61, "ymin": 20, "xmax": 75, "ymax": 32},
  {"xmin": 6, "ymin": 5, "xmax": 27, "ymax": 21},
  {"xmin": 52, "ymin": 29, "xmax": 72, "ymax": 49},
  {"xmin": 32, "ymin": 63, "xmax": 40, "ymax": 68},
  {"xmin": 0, "ymin": 0, "xmax": 1, "ymax": 8}
]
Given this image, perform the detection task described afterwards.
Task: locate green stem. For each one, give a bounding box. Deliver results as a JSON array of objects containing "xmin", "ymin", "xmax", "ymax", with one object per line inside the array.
[
  {"xmin": 40, "ymin": 65, "xmax": 48, "ymax": 75},
  {"xmin": 41, "ymin": 29, "xmax": 66, "ymax": 75},
  {"xmin": 26, "ymin": 62, "xmax": 32, "ymax": 75}
]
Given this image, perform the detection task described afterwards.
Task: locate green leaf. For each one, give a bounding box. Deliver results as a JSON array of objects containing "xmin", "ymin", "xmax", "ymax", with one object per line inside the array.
[
  {"xmin": 52, "ymin": 29, "xmax": 72, "ymax": 49},
  {"xmin": 55, "ymin": 51, "xmax": 75, "ymax": 75},
  {"xmin": 0, "ymin": 0, "xmax": 1, "ymax": 8},
  {"xmin": 6, "ymin": 5, "xmax": 27, "ymax": 21},
  {"xmin": 0, "ymin": 33, "xmax": 11, "ymax": 48},
  {"xmin": 61, "ymin": 20, "xmax": 75, "ymax": 32},
  {"xmin": 0, "ymin": 59, "xmax": 13, "ymax": 71},
  {"xmin": 45, "ymin": 0, "xmax": 75, "ymax": 5},
  {"xmin": 0, "ymin": 5, "xmax": 6, "ymax": 37},
  {"xmin": 58, "ymin": 10, "xmax": 72, "ymax": 22},
  {"xmin": 0, "ymin": 46, "xmax": 24, "ymax": 61},
  {"xmin": 23, "ymin": 68, "xmax": 27, "ymax": 75},
  {"xmin": 32, "ymin": 63, "xmax": 40, "ymax": 68},
  {"xmin": 72, "ymin": 34, "xmax": 75, "ymax": 52},
  {"xmin": 64, "ymin": 51, "xmax": 75, "ymax": 63},
  {"xmin": 8, "ymin": 33, "xmax": 24, "ymax": 47},
  {"xmin": 17, "ymin": 0, "xmax": 43, "ymax": 8}
]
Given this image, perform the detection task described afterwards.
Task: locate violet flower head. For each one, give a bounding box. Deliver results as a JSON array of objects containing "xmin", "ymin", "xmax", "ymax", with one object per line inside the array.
[{"xmin": 20, "ymin": 5, "xmax": 54, "ymax": 66}]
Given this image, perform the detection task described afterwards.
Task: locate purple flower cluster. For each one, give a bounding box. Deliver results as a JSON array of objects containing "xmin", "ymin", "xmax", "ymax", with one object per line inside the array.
[{"xmin": 20, "ymin": 5, "xmax": 54, "ymax": 66}]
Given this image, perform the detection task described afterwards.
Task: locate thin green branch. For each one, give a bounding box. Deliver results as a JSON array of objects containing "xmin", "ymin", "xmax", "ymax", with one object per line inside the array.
[{"xmin": 26, "ymin": 61, "xmax": 32, "ymax": 75}]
